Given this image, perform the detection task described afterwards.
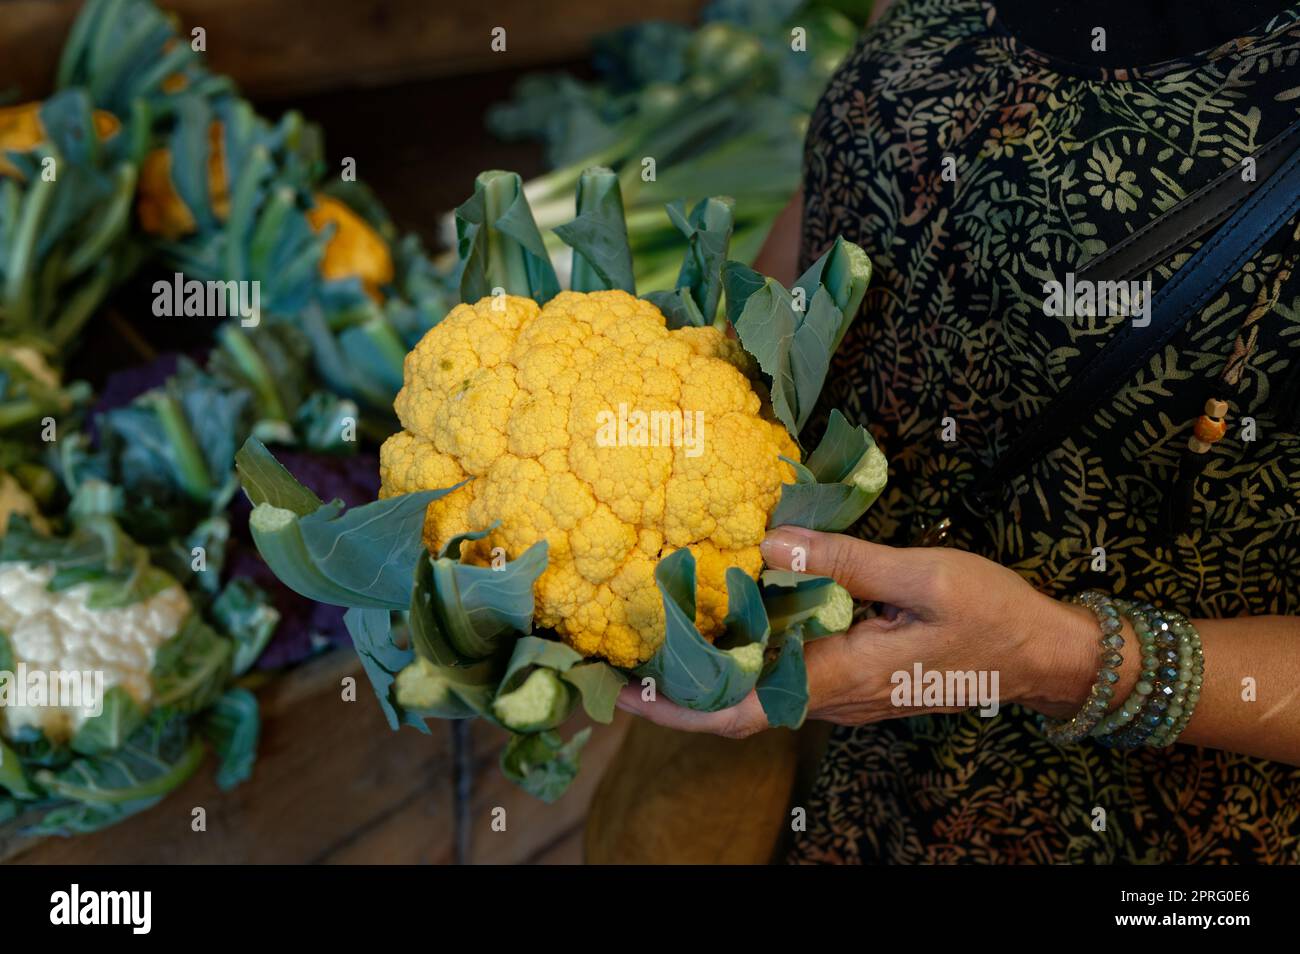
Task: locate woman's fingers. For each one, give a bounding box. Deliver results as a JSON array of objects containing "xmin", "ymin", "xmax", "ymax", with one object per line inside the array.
[
  {"xmin": 615, "ymin": 685, "xmax": 768, "ymax": 738},
  {"xmin": 761, "ymin": 525, "xmax": 932, "ymax": 604}
]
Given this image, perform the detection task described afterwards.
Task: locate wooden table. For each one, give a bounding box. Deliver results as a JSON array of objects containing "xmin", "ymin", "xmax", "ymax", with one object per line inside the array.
[{"xmin": 1, "ymin": 650, "xmax": 631, "ymax": 864}]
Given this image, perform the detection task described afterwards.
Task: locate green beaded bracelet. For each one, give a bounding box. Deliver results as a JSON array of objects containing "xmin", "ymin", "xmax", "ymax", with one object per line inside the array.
[
  {"xmin": 1148, "ymin": 612, "xmax": 1204, "ymax": 747},
  {"xmin": 1091, "ymin": 598, "xmax": 1150, "ymax": 736},
  {"xmin": 1041, "ymin": 590, "xmax": 1125, "ymax": 745},
  {"xmin": 1095, "ymin": 601, "xmax": 1204, "ymax": 749},
  {"xmin": 1098, "ymin": 602, "xmax": 1175, "ymax": 748}
]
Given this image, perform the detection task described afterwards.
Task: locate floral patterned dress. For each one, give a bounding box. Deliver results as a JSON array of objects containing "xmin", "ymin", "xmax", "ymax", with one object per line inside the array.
[{"xmin": 790, "ymin": 0, "xmax": 1300, "ymax": 863}]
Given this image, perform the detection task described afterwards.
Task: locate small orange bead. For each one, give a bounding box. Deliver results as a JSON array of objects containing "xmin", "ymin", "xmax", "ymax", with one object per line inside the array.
[{"xmin": 1193, "ymin": 415, "xmax": 1227, "ymax": 443}]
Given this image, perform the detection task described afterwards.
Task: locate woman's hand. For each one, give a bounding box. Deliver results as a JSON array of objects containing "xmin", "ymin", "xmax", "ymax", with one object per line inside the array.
[{"xmin": 616, "ymin": 526, "xmax": 1105, "ymax": 738}]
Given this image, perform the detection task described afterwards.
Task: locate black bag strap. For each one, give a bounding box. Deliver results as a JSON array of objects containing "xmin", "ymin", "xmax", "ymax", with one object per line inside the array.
[
  {"xmin": 1076, "ymin": 118, "xmax": 1300, "ymax": 289},
  {"xmin": 948, "ymin": 127, "xmax": 1300, "ymax": 528}
]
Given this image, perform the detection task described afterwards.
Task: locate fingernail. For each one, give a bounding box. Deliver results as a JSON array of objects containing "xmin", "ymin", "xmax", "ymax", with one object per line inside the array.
[{"xmin": 761, "ymin": 526, "xmax": 813, "ymax": 568}]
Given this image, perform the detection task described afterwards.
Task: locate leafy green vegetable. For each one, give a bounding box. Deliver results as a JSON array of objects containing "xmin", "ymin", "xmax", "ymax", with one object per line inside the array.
[
  {"xmin": 769, "ymin": 409, "xmax": 888, "ymax": 531},
  {"xmin": 159, "ymin": 515, "xmax": 231, "ymax": 595},
  {"xmin": 151, "ymin": 615, "xmax": 234, "ymax": 714},
  {"xmin": 393, "ymin": 655, "xmax": 493, "ymax": 719},
  {"xmin": 499, "ymin": 727, "xmax": 592, "ymax": 803},
  {"xmin": 58, "ymin": 0, "xmax": 228, "ymax": 117},
  {"xmin": 0, "ymin": 736, "xmax": 36, "ymax": 799},
  {"xmin": 497, "ymin": 635, "xmax": 584, "ymax": 692},
  {"xmin": 560, "ymin": 662, "xmax": 628, "ymax": 724},
  {"xmin": 642, "ymin": 197, "xmax": 734, "ymax": 327},
  {"xmin": 795, "ymin": 237, "xmax": 872, "ymax": 353},
  {"xmin": 29, "ymin": 711, "xmax": 207, "ymax": 835},
  {"xmin": 481, "ymin": 3, "xmax": 863, "ymax": 292},
  {"xmin": 553, "ymin": 166, "xmax": 635, "ymax": 293},
  {"xmin": 343, "ymin": 606, "xmax": 434, "ymax": 733},
  {"xmin": 70, "ymin": 687, "xmax": 146, "ymax": 757},
  {"xmin": 98, "ymin": 359, "xmax": 251, "ymax": 537},
  {"xmin": 211, "ymin": 578, "xmax": 280, "ymax": 675},
  {"xmin": 756, "ymin": 625, "xmax": 809, "ymax": 728},
  {"xmin": 234, "ymin": 436, "xmax": 323, "ymax": 516},
  {"xmin": 294, "ymin": 390, "xmax": 362, "ymax": 454},
  {"xmin": 724, "ymin": 239, "xmax": 870, "ymax": 437},
  {"xmin": 492, "ymin": 668, "xmax": 576, "ymax": 733},
  {"xmin": 429, "ymin": 533, "xmax": 548, "ymax": 660},
  {"xmin": 761, "ymin": 569, "xmax": 853, "ymax": 638},
  {"xmin": 0, "ymin": 342, "xmax": 90, "ymax": 437},
  {"xmin": 456, "ymin": 170, "xmax": 560, "ymax": 305},
  {"xmin": 0, "ymin": 90, "xmax": 143, "ymax": 347},
  {"xmin": 239, "ymin": 437, "xmax": 463, "ymax": 610},
  {"xmin": 201, "ymin": 688, "xmax": 259, "ymax": 791},
  {"xmin": 636, "ymin": 549, "xmax": 769, "ymax": 710},
  {"xmin": 407, "ymin": 553, "xmax": 463, "ymax": 668}
]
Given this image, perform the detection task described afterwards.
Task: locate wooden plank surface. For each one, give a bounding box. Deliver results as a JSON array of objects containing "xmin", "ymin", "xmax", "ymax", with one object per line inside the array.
[
  {"xmin": 1, "ymin": 651, "xmax": 458, "ymax": 864},
  {"xmin": 0, "ymin": 0, "xmax": 703, "ymax": 100}
]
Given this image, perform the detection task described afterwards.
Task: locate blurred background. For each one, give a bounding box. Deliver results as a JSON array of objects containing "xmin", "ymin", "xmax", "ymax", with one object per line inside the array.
[{"xmin": 0, "ymin": 0, "xmax": 869, "ymax": 864}]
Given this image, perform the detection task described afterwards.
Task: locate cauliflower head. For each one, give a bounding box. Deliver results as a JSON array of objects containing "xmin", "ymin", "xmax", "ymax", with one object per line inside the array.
[
  {"xmin": 0, "ymin": 563, "xmax": 191, "ymax": 740},
  {"xmin": 380, "ymin": 291, "xmax": 798, "ymax": 668},
  {"xmin": 0, "ymin": 101, "xmax": 119, "ymax": 180},
  {"xmin": 306, "ymin": 194, "xmax": 394, "ymax": 301},
  {"xmin": 137, "ymin": 120, "xmax": 229, "ymax": 239}
]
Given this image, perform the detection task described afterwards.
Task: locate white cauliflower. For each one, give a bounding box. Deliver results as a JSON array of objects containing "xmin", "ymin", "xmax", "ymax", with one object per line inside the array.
[{"xmin": 0, "ymin": 564, "xmax": 191, "ymax": 740}]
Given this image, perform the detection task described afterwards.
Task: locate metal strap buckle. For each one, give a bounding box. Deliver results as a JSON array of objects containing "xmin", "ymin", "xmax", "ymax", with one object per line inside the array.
[{"xmin": 911, "ymin": 516, "xmax": 954, "ymax": 547}]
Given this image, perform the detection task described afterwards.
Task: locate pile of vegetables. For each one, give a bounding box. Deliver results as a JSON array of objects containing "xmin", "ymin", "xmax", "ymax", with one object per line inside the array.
[
  {"xmin": 1, "ymin": 0, "xmax": 874, "ymax": 826},
  {"xmin": 241, "ymin": 167, "xmax": 884, "ymax": 800},
  {"xmin": 474, "ymin": 0, "xmax": 867, "ymax": 290},
  {"xmin": 0, "ymin": 0, "xmax": 454, "ymax": 834}
]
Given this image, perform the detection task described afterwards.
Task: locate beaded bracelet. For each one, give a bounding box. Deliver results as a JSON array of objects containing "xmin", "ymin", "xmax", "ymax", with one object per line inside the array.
[
  {"xmin": 1148, "ymin": 611, "xmax": 1204, "ymax": 747},
  {"xmin": 1090, "ymin": 598, "xmax": 1150, "ymax": 737},
  {"xmin": 1041, "ymin": 590, "xmax": 1125, "ymax": 745},
  {"xmin": 1096, "ymin": 601, "xmax": 1203, "ymax": 749},
  {"xmin": 1098, "ymin": 602, "xmax": 1177, "ymax": 748}
]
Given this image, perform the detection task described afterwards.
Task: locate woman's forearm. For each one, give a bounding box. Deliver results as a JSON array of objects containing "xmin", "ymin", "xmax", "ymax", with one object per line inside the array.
[
  {"xmin": 1043, "ymin": 604, "xmax": 1300, "ymax": 765},
  {"xmin": 1177, "ymin": 615, "xmax": 1300, "ymax": 765}
]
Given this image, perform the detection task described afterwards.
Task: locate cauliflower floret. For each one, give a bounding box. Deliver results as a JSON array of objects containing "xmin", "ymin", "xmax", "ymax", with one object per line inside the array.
[
  {"xmin": 0, "ymin": 563, "xmax": 191, "ymax": 740},
  {"xmin": 381, "ymin": 291, "xmax": 799, "ymax": 667}
]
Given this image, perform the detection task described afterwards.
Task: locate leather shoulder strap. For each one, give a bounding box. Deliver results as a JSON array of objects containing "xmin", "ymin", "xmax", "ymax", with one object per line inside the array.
[{"xmin": 1076, "ymin": 118, "xmax": 1300, "ymax": 287}]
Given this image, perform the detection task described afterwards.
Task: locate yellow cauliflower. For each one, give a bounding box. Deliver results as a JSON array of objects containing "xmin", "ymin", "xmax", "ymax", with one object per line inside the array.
[
  {"xmin": 137, "ymin": 120, "xmax": 230, "ymax": 239},
  {"xmin": 0, "ymin": 101, "xmax": 119, "ymax": 180},
  {"xmin": 306, "ymin": 194, "xmax": 395, "ymax": 301},
  {"xmin": 380, "ymin": 291, "xmax": 798, "ymax": 667}
]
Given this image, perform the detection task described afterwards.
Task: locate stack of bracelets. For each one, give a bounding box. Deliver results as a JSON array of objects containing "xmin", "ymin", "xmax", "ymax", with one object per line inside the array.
[{"xmin": 1041, "ymin": 591, "xmax": 1205, "ymax": 749}]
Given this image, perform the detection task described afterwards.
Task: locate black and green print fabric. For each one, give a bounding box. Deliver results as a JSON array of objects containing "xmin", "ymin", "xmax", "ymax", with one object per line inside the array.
[{"xmin": 792, "ymin": 0, "xmax": 1300, "ymax": 863}]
